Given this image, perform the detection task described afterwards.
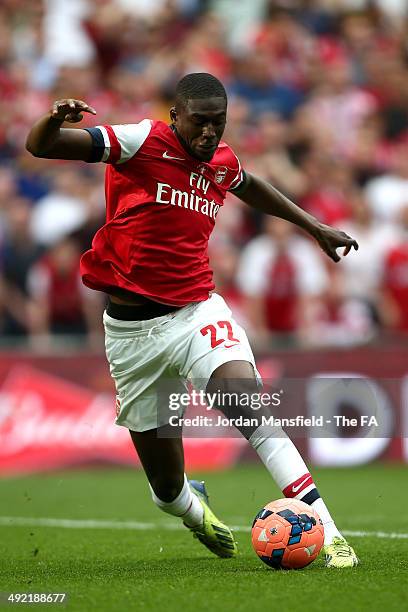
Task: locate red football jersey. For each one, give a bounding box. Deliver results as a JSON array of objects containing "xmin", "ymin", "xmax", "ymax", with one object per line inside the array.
[{"xmin": 81, "ymin": 120, "xmax": 245, "ymax": 306}]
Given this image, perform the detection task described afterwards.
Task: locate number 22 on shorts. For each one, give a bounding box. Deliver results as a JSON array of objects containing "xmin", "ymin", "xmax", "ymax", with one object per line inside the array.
[{"xmin": 200, "ymin": 320, "xmax": 240, "ymax": 349}]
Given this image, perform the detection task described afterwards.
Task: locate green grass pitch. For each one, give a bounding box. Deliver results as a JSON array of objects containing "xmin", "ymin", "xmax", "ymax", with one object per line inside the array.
[{"xmin": 1, "ymin": 464, "xmax": 407, "ymax": 611}]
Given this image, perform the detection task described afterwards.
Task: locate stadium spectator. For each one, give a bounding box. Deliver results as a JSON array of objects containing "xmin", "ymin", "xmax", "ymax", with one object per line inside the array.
[
  {"xmin": 299, "ymin": 155, "xmax": 354, "ymax": 226},
  {"xmin": 30, "ymin": 167, "xmax": 90, "ymax": 247},
  {"xmin": 364, "ymin": 141, "xmax": 408, "ymax": 224},
  {"xmin": 300, "ymin": 49, "xmax": 378, "ymax": 158},
  {"xmin": 209, "ymin": 238, "xmax": 249, "ymax": 330},
  {"xmin": 340, "ymin": 191, "xmax": 398, "ymax": 308},
  {"xmin": 237, "ymin": 217, "xmax": 328, "ymax": 347},
  {"xmin": 301, "ymin": 267, "xmax": 375, "ymax": 348},
  {"xmin": 229, "ymin": 50, "xmax": 304, "ymax": 118},
  {"xmin": 27, "ymin": 235, "xmax": 103, "ymax": 348},
  {"xmin": 0, "ymin": 196, "xmax": 43, "ymax": 337},
  {"xmin": 378, "ymin": 205, "xmax": 408, "ymax": 335},
  {"xmin": 251, "ymin": 112, "xmax": 309, "ymax": 199}
]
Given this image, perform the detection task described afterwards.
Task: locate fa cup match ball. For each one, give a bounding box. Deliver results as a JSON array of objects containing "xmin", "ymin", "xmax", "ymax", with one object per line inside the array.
[{"xmin": 251, "ymin": 498, "xmax": 324, "ymax": 570}]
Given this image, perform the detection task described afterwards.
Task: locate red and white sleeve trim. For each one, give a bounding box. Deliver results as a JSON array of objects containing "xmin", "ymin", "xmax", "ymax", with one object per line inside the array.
[
  {"xmin": 97, "ymin": 125, "xmax": 111, "ymax": 163},
  {"xmin": 229, "ymin": 155, "xmax": 244, "ymax": 190},
  {"xmin": 97, "ymin": 119, "xmax": 152, "ymax": 164}
]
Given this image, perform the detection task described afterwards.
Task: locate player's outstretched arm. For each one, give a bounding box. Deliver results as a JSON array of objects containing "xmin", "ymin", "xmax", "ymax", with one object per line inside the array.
[
  {"xmin": 237, "ymin": 173, "xmax": 358, "ymax": 263},
  {"xmin": 26, "ymin": 99, "xmax": 96, "ymax": 161}
]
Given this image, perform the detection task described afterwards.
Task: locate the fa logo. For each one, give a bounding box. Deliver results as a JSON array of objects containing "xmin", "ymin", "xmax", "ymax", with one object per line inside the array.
[
  {"xmin": 197, "ymin": 164, "xmax": 207, "ymax": 175},
  {"xmin": 215, "ymin": 166, "xmax": 227, "ymax": 184}
]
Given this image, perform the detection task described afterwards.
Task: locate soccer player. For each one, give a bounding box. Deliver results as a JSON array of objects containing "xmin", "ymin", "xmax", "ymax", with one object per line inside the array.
[{"xmin": 26, "ymin": 73, "xmax": 358, "ymax": 568}]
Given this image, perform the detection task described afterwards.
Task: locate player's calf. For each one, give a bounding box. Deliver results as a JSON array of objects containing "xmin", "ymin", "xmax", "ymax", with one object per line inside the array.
[{"xmin": 149, "ymin": 474, "xmax": 185, "ymax": 503}]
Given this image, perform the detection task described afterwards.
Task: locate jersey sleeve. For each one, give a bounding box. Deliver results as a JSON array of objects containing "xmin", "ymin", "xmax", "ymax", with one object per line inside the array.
[
  {"xmin": 227, "ymin": 152, "xmax": 248, "ymax": 195},
  {"xmin": 84, "ymin": 119, "xmax": 152, "ymax": 164}
]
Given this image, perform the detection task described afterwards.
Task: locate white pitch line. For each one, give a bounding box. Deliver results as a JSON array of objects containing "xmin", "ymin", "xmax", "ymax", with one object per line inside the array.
[
  {"xmin": 0, "ymin": 516, "xmax": 408, "ymax": 540},
  {"xmin": 0, "ymin": 517, "xmax": 169, "ymax": 530}
]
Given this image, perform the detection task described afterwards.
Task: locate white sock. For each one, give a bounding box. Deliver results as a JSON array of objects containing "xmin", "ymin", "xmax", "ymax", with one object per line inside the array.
[
  {"xmin": 311, "ymin": 498, "xmax": 343, "ymax": 545},
  {"xmin": 149, "ymin": 474, "xmax": 204, "ymax": 528},
  {"xmin": 249, "ymin": 425, "xmax": 311, "ymax": 492}
]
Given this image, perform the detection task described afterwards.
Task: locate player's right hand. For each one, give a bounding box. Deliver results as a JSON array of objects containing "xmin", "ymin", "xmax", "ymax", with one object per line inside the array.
[{"xmin": 51, "ymin": 99, "xmax": 96, "ymax": 123}]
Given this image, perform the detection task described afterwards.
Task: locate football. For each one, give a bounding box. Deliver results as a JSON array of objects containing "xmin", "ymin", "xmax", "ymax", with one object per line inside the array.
[{"xmin": 251, "ymin": 498, "xmax": 324, "ymax": 570}]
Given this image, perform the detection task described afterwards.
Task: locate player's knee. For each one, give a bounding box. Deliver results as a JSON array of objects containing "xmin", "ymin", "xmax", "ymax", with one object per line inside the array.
[
  {"xmin": 150, "ymin": 475, "xmax": 184, "ymax": 503},
  {"xmin": 206, "ymin": 376, "xmax": 267, "ymax": 439},
  {"xmin": 206, "ymin": 377, "xmax": 259, "ymax": 416}
]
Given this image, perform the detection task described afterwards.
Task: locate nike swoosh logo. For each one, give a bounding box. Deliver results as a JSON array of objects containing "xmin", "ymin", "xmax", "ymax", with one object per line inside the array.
[
  {"xmin": 292, "ymin": 477, "xmax": 311, "ymax": 493},
  {"xmin": 163, "ymin": 151, "xmax": 185, "ymax": 161}
]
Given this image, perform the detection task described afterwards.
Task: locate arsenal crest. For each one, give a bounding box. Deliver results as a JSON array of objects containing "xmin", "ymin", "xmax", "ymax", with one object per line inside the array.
[{"xmin": 215, "ymin": 166, "xmax": 227, "ymax": 184}]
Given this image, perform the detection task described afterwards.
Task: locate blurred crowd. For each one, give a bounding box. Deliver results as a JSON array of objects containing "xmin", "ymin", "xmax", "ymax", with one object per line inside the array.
[{"xmin": 1, "ymin": 0, "xmax": 408, "ymax": 351}]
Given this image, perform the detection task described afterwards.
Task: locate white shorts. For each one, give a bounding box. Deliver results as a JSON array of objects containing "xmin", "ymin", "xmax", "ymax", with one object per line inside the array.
[{"xmin": 103, "ymin": 293, "xmax": 260, "ymax": 432}]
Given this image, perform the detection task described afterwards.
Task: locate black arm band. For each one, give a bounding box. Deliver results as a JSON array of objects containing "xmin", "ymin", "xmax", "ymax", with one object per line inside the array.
[{"xmin": 84, "ymin": 127, "xmax": 105, "ymax": 163}]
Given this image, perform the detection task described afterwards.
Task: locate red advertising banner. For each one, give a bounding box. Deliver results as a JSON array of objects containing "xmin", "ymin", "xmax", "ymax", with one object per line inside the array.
[
  {"xmin": 0, "ymin": 345, "xmax": 407, "ymax": 475},
  {"xmin": 0, "ymin": 364, "xmax": 246, "ymax": 475}
]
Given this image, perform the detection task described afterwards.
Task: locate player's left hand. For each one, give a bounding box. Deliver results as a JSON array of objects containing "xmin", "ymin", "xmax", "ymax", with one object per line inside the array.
[{"xmin": 313, "ymin": 223, "xmax": 359, "ymax": 262}]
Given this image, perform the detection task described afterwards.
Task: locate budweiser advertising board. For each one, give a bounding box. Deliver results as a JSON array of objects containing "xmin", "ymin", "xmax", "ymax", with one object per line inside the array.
[
  {"xmin": 0, "ymin": 347, "xmax": 407, "ymax": 475},
  {"xmin": 0, "ymin": 364, "xmax": 246, "ymax": 475}
]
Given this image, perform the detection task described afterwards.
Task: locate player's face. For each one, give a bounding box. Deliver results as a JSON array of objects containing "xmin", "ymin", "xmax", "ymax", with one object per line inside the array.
[{"xmin": 171, "ymin": 97, "xmax": 227, "ymax": 161}]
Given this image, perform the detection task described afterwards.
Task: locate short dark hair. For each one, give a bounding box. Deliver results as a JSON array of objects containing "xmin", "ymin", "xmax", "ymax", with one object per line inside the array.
[{"xmin": 175, "ymin": 73, "xmax": 227, "ymax": 109}]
